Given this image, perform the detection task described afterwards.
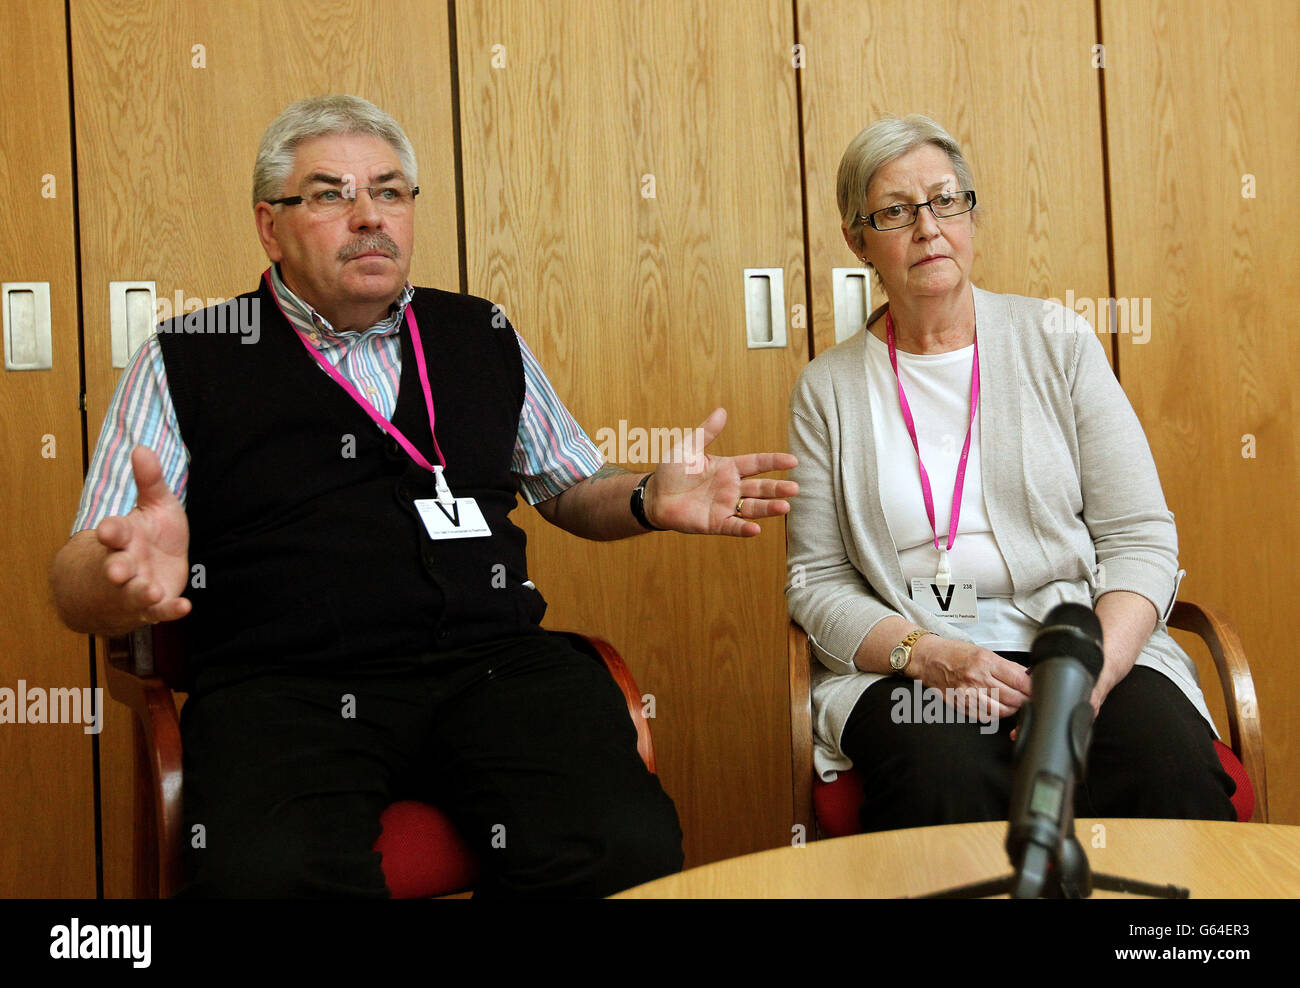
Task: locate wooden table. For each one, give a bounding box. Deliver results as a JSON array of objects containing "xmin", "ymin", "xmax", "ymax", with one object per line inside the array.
[{"xmin": 616, "ymin": 819, "xmax": 1300, "ymax": 898}]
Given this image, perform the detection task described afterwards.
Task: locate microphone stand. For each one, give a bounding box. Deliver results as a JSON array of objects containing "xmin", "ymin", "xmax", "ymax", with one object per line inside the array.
[
  {"xmin": 917, "ymin": 685, "xmax": 1186, "ymax": 897},
  {"xmin": 913, "ymin": 821, "xmax": 1188, "ymax": 898},
  {"xmin": 913, "ymin": 608, "xmax": 1189, "ymax": 898}
]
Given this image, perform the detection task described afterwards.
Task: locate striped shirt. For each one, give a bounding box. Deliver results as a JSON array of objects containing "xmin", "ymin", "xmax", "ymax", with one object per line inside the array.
[{"xmin": 72, "ymin": 265, "xmax": 603, "ymax": 532}]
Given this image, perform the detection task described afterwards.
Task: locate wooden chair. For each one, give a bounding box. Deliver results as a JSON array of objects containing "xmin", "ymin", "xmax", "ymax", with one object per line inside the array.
[
  {"xmin": 104, "ymin": 624, "xmax": 656, "ymax": 898},
  {"xmin": 789, "ymin": 599, "xmax": 1268, "ymax": 839}
]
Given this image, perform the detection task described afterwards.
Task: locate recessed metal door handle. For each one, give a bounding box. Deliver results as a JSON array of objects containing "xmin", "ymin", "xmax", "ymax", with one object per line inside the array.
[
  {"xmin": 833, "ymin": 268, "xmax": 871, "ymax": 343},
  {"xmin": 3, "ymin": 282, "xmax": 53, "ymax": 371},
  {"xmin": 110, "ymin": 281, "xmax": 157, "ymax": 368},
  {"xmin": 743, "ymin": 268, "xmax": 786, "ymax": 349}
]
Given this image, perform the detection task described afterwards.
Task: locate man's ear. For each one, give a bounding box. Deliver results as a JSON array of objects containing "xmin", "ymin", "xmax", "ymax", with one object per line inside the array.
[{"xmin": 254, "ymin": 201, "xmax": 284, "ymax": 262}]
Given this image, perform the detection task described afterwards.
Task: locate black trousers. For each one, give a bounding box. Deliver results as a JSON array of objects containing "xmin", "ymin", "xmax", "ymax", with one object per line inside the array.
[
  {"xmin": 177, "ymin": 633, "xmax": 683, "ymax": 898},
  {"xmin": 840, "ymin": 657, "xmax": 1237, "ymax": 834}
]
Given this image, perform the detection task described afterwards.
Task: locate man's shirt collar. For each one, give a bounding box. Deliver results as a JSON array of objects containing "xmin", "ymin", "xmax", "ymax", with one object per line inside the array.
[{"xmin": 269, "ymin": 262, "xmax": 414, "ymax": 346}]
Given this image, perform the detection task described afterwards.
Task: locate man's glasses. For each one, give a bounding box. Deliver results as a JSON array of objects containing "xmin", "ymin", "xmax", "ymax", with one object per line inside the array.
[
  {"xmin": 861, "ymin": 190, "xmax": 976, "ymax": 231},
  {"xmin": 266, "ymin": 183, "xmax": 420, "ymax": 217}
]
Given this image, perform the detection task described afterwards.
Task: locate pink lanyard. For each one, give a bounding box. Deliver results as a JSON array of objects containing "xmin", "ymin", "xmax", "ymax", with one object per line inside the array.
[
  {"xmin": 885, "ymin": 311, "xmax": 980, "ymax": 573},
  {"xmin": 265, "ymin": 269, "xmax": 448, "ymax": 475}
]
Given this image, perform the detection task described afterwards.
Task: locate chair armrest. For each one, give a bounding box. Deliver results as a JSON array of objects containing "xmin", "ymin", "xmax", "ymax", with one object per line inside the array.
[
  {"xmin": 788, "ymin": 621, "xmax": 815, "ymax": 836},
  {"xmin": 1167, "ymin": 600, "xmax": 1268, "ymax": 822},
  {"xmin": 554, "ymin": 632, "xmax": 656, "ymax": 774},
  {"xmin": 104, "ymin": 630, "xmax": 184, "ymax": 897}
]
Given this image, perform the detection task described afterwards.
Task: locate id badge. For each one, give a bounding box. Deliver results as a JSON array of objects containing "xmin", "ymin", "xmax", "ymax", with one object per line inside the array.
[
  {"xmin": 414, "ymin": 497, "xmax": 491, "ymax": 540},
  {"xmin": 910, "ymin": 577, "xmax": 979, "ymax": 623}
]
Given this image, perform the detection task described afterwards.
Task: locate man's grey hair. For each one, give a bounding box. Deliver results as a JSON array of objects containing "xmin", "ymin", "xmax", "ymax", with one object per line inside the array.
[
  {"xmin": 837, "ymin": 114, "xmax": 977, "ymax": 256},
  {"xmin": 252, "ymin": 95, "xmax": 418, "ymax": 207}
]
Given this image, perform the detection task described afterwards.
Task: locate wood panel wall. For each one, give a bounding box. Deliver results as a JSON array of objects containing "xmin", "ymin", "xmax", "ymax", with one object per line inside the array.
[
  {"xmin": 457, "ymin": 0, "xmax": 808, "ymax": 867},
  {"xmin": 799, "ymin": 0, "xmax": 1111, "ymax": 355},
  {"xmin": 0, "ymin": 0, "xmax": 97, "ymax": 899},
  {"xmin": 1101, "ymin": 0, "xmax": 1299, "ymax": 823}
]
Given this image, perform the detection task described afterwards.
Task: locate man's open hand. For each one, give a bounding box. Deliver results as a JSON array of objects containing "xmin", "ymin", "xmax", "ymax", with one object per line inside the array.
[
  {"xmin": 646, "ymin": 407, "xmax": 798, "ymax": 537},
  {"xmin": 94, "ymin": 446, "xmax": 192, "ymax": 625}
]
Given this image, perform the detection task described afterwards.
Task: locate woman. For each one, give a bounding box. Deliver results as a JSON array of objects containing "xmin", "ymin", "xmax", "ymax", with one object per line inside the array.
[{"xmin": 786, "ymin": 115, "xmax": 1235, "ymax": 832}]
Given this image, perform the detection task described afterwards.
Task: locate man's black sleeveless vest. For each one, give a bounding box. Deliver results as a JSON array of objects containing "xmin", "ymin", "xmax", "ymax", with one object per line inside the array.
[{"xmin": 157, "ymin": 279, "xmax": 546, "ymax": 688}]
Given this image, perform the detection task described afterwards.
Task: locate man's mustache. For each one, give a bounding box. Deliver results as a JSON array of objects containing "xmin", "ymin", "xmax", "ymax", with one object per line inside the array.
[{"xmin": 338, "ymin": 234, "xmax": 400, "ymax": 262}]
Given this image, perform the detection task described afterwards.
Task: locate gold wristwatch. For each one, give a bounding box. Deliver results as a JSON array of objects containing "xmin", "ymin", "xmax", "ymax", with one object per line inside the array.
[{"xmin": 889, "ymin": 629, "xmax": 934, "ymax": 674}]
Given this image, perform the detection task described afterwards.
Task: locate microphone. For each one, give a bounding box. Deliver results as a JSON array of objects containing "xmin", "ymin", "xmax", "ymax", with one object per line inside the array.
[{"xmin": 1006, "ymin": 602, "xmax": 1105, "ymax": 898}]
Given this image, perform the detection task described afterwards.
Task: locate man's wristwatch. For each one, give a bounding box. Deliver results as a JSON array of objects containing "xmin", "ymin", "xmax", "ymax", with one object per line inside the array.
[
  {"xmin": 889, "ymin": 629, "xmax": 934, "ymax": 674},
  {"xmin": 630, "ymin": 473, "xmax": 663, "ymax": 531}
]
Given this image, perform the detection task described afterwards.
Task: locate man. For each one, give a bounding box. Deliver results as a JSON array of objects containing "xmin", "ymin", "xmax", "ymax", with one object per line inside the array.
[{"xmin": 50, "ymin": 95, "xmax": 797, "ymax": 897}]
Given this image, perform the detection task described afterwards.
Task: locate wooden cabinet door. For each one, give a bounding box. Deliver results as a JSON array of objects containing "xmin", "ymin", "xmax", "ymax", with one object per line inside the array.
[
  {"xmin": 1101, "ymin": 0, "xmax": 1298, "ymax": 823},
  {"xmin": 798, "ymin": 0, "xmax": 1110, "ymax": 356},
  {"xmin": 69, "ymin": 0, "xmax": 461, "ymax": 896},
  {"xmin": 0, "ymin": 0, "xmax": 96, "ymax": 898},
  {"xmin": 458, "ymin": 0, "xmax": 808, "ymax": 866}
]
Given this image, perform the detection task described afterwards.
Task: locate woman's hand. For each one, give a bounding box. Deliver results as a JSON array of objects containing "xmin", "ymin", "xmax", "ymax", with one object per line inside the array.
[{"xmin": 909, "ymin": 634, "xmax": 1032, "ymax": 724}]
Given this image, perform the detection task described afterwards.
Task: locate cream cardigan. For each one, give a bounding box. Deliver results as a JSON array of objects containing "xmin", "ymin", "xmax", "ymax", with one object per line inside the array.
[{"xmin": 785, "ymin": 284, "xmax": 1213, "ymax": 779}]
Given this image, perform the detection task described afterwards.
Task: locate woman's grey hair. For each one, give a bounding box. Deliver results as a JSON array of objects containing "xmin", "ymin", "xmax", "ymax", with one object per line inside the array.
[
  {"xmin": 837, "ymin": 114, "xmax": 976, "ymax": 256},
  {"xmin": 252, "ymin": 95, "xmax": 418, "ymax": 207}
]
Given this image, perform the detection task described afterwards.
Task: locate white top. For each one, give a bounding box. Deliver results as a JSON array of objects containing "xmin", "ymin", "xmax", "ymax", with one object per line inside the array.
[{"xmin": 863, "ymin": 330, "xmax": 1038, "ymax": 651}]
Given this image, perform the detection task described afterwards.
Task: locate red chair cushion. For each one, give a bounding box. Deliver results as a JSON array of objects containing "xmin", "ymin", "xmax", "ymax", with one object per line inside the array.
[
  {"xmin": 813, "ymin": 769, "xmax": 868, "ymax": 839},
  {"xmin": 374, "ymin": 800, "xmax": 481, "ymax": 898},
  {"xmin": 814, "ymin": 744, "xmax": 1253, "ymax": 836},
  {"xmin": 1214, "ymin": 740, "xmax": 1253, "ymax": 823}
]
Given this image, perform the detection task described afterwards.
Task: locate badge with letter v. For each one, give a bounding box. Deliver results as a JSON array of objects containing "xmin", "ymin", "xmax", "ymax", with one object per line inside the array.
[
  {"xmin": 415, "ymin": 497, "xmax": 492, "ymax": 539},
  {"xmin": 910, "ymin": 577, "xmax": 979, "ymax": 622}
]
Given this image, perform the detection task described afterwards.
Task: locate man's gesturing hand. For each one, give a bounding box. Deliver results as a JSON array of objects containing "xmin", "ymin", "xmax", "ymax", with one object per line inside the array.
[
  {"xmin": 95, "ymin": 446, "xmax": 192, "ymax": 625},
  {"xmin": 645, "ymin": 407, "xmax": 798, "ymax": 537}
]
